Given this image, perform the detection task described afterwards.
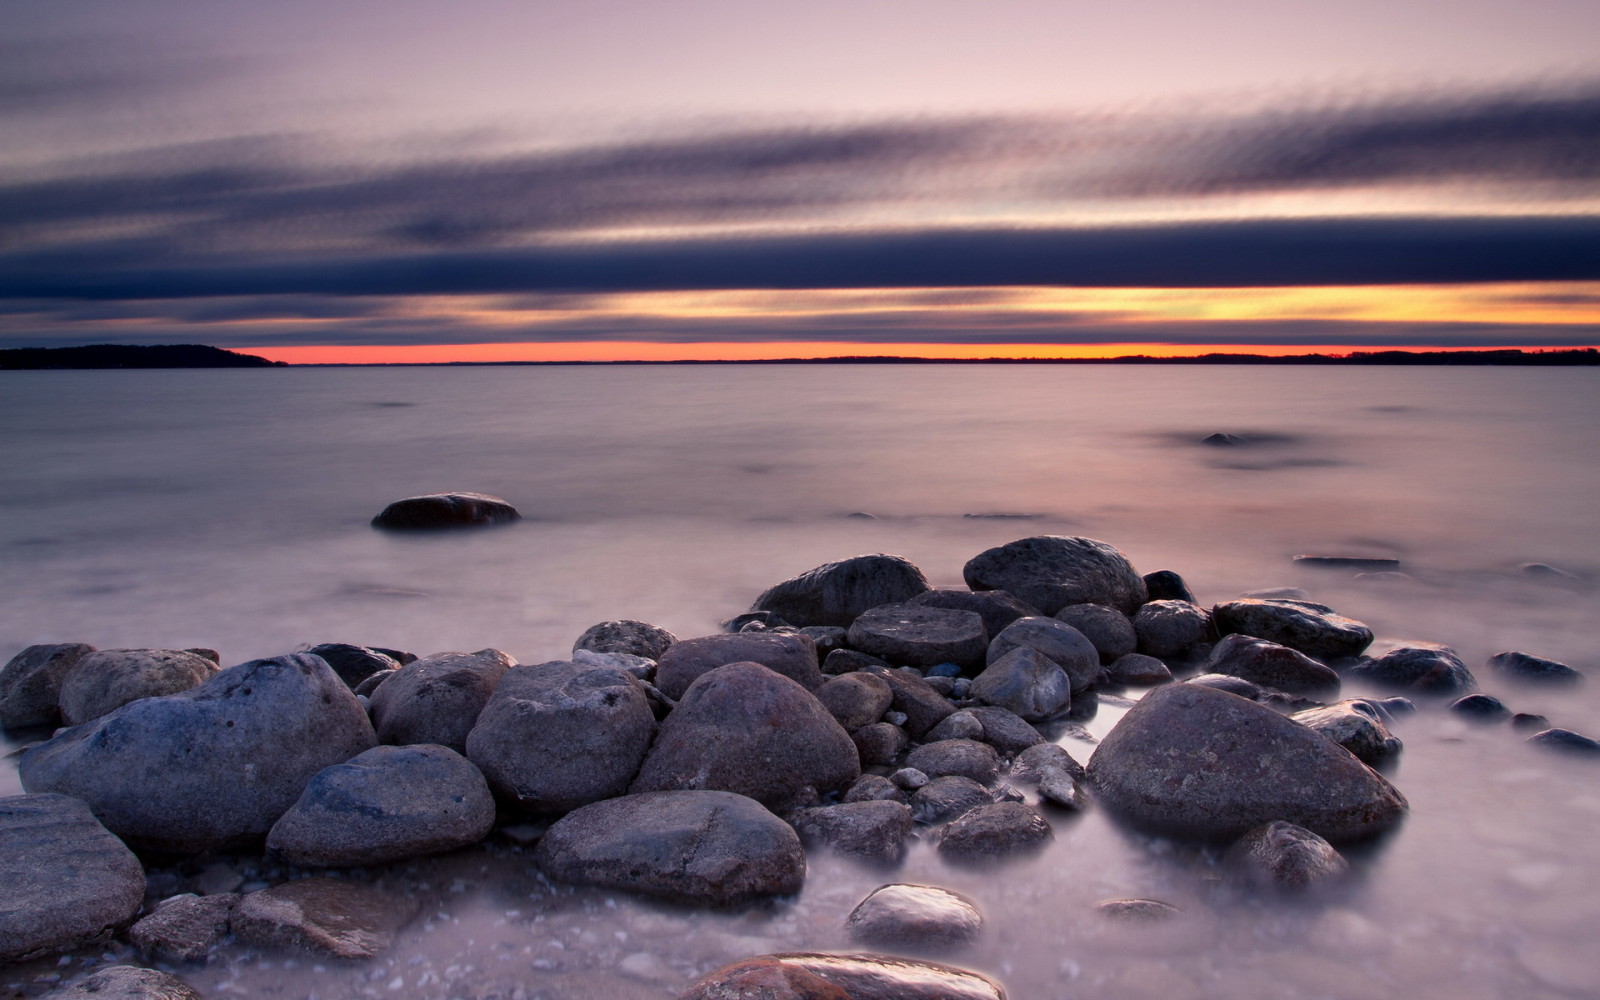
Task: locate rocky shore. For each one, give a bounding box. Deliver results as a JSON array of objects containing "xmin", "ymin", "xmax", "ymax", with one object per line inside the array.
[{"xmin": 2, "ymin": 533, "xmax": 1592, "ymax": 999}]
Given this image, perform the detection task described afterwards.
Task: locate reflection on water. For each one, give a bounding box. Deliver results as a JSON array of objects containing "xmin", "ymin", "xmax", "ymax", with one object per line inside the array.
[{"xmin": 2, "ymin": 365, "xmax": 1598, "ymax": 998}]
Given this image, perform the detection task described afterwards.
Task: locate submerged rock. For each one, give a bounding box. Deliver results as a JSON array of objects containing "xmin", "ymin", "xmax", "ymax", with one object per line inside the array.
[
  {"xmin": 1291, "ymin": 700, "xmax": 1403, "ymax": 765},
  {"xmin": 535, "ymin": 790, "xmax": 805, "ymax": 905},
  {"xmin": 964, "ymin": 535, "xmax": 1148, "ymax": 616},
  {"xmin": 1211, "ymin": 599, "xmax": 1373, "ymax": 661},
  {"xmin": 572, "ymin": 619, "xmax": 678, "ymax": 660},
  {"xmin": 1527, "ymin": 728, "xmax": 1600, "ymax": 756},
  {"xmin": 1488, "ymin": 650, "xmax": 1583, "ymax": 685},
  {"xmin": 1087, "ymin": 683, "xmax": 1407, "ymax": 843},
  {"xmin": 847, "ymin": 604, "xmax": 988, "ymax": 670},
  {"xmin": 0, "ymin": 643, "xmax": 96, "ymax": 729},
  {"xmin": 846, "ymin": 884, "xmax": 985, "ymax": 948},
  {"xmin": 230, "ymin": 878, "xmax": 420, "ymax": 959},
  {"xmin": 654, "ymin": 632, "xmax": 821, "ymax": 700},
  {"xmin": 1450, "ymin": 693, "xmax": 1511, "ymax": 721},
  {"xmin": 370, "ymin": 492, "xmax": 519, "ymax": 530},
  {"xmin": 1346, "ymin": 644, "xmax": 1476, "ymax": 696},
  {"xmin": 790, "ymin": 800, "xmax": 914, "ymax": 865},
  {"xmin": 128, "ymin": 892, "xmax": 239, "ymax": 964},
  {"xmin": 43, "ymin": 967, "xmax": 202, "ymax": 1000},
  {"xmin": 937, "ymin": 801, "xmax": 1053, "ymax": 863},
  {"xmin": 1226, "ymin": 820, "xmax": 1349, "ymax": 890},
  {"xmin": 1093, "ymin": 898, "xmax": 1181, "ymax": 921},
  {"xmin": 57, "ymin": 648, "xmax": 218, "ymax": 726},
  {"xmin": 750, "ymin": 553, "xmax": 933, "ymax": 628},
  {"xmin": 367, "ymin": 648, "xmax": 514, "ymax": 753},
  {"xmin": 679, "ymin": 952, "xmax": 1006, "ymax": 1000}
]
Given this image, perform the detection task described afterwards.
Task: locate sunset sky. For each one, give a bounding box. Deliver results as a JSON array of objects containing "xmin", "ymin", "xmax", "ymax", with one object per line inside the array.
[{"xmin": 3, "ymin": 0, "xmax": 1598, "ymax": 362}]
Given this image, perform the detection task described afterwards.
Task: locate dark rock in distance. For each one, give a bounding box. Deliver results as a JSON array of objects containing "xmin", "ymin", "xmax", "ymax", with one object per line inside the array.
[
  {"xmin": 654, "ymin": 632, "xmax": 820, "ymax": 700},
  {"xmin": 1526, "ymin": 728, "xmax": 1600, "ymax": 755},
  {"xmin": 750, "ymin": 553, "xmax": 933, "ymax": 628},
  {"xmin": 964, "ymin": 535, "xmax": 1148, "ymax": 615},
  {"xmin": 370, "ymin": 492, "xmax": 520, "ymax": 530},
  {"xmin": 230, "ymin": 877, "xmax": 420, "ymax": 959},
  {"xmin": 845, "ymin": 884, "xmax": 985, "ymax": 948},
  {"xmin": 0, "ymin": 643, "xmax": 96, "ymax": 729},
  {"xmin": 1488, "ymin": 650, "xmax": 1583, "ymax": 685},
  {"xmin": 1211, "ymin": 598, "xmax": 1374, "ymax": 661},
  {"xmin": 1450, "ymin": 693, "xmax": 1511, "ymax": 721},
  {"xmin": 847, "ymin": 604, "xmax": 988, "ymax": 670},
  {"xmin": 678, "ymin": 952, "xmax": 1006, "ymax": 1000},
  {"xmin": 1293, "ymin": 555, "xmax": 1402, "ymax": 570},
  {"xmin": 1093, "ymin": 898, "xmax": 1181, "ymax": 921},
  {"xmin": 573, "ymin": 620, "xmax": 677, "ymax": 661},
  {"xmin": 1345, "ymin": 644, "xmax": 1476, "ymax": 696},
  {"xmin": 1142, "ymin": 569, "xmax": 1198, "ymax": 604}
]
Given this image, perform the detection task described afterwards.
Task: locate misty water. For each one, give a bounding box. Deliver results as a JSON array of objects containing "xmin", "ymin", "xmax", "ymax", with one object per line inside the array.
[{"xmin": 3, "ymin": 364, "xmax": 1598, "ymax": 1000}]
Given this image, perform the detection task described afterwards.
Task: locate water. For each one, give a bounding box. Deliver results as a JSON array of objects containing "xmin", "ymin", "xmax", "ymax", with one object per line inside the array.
[{"xmin": 3, "ymin": 364, "xmax": 1598, "ymax": 999}]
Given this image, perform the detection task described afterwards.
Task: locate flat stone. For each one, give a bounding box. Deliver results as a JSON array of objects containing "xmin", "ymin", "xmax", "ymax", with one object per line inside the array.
[
  {"xmin": 370, "ymin": 491, "xmax": 519, "ymax": 530},
  {"xmin": 230, "ymin": 877, "xmax": 420, "ymax": 959},
  {"xmin": 964, "ymin": 535, "xmax": 1148, "ymax": 615},
  {"xmin": 1093, "ymin": 898, "xmax": 1181, "ymax": 921},
  {"xmin": 58, "ymin": 648, "xmax": 219, "ymax": 726},
  {"xmin": 750, "ymin": 554, "xmax": 933, "ymax": 628},
  {"xmin": 655, "ymin": 632, "xmax": 821, "ymax": 700},
  {"xmin": 128, "ymin": 892, "xmax": 238, "ymax": 964},
  {"xmin": 936, "ymin": 801, "xmax": 1053, "ymax": 863},
  {"xmin": 0, "ymin": 643, "xmax": 95, "ymax": 729},
  {"xmin": 846, "ymin": 884, "xmax": 984, "ymax": 948},
  {"xmin": 790, "ymin": 800, "xmax": 913, "ymax": 865},
  {"xmin": 42, "ymin": 967, "xmax": 202, "ymax": 1000},
  {"xmin": 1345, "ymin": 644, "xmax": 1476, "ymax": 696},
  {"xmin": 367, "ymin": 648, "xmax": 514, "ymax": 752},
  {"xmin": 1211, "ymin": 599, "xmax": 1374, "ymax": 661},
  {"xmin": 679, "ymin": 953, "xmax": 1005, "ymax": 1000},
  {"xmin": 848, "ymin": 604, "xmax": 989, "ymax": 670}
]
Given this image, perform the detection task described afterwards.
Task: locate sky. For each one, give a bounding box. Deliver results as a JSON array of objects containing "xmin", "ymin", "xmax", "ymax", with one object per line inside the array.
[{"xmin": 2, "ymin": 0, "xmax": 1598, "ymax": 362}]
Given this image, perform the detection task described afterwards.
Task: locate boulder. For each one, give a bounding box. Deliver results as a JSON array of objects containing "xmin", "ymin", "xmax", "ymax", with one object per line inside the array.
[
  {"xmin": 572, "ymin": 619, "xmax": 677, "ymax": 661},
  {"xmin": 814, "ymin": 671, "xmax": 894, "ymax": 730},
  {"xmin": 911, "ymin": 776, "xmax": 993, "ymax": 826},
  {"xmin": 750, "ymin": 554, "xmax": 932, "ymax": 628},
  {"xmin": 1087, "ymin": 683, "xmax": 1407, "ymax": 843},
  {"xmin": 844, "ymin": 774, "xmax": 908, "ymax": 804},
  {"xmin": 1226, "ymin": 820, "xmax": 1349, "ymax": 890},
  {"xmin": 1291, "ymin": 701, "xmax": 1403, "ymax": 765},
  {"xmin": 1131, "ymin": 601, "xmax": 1211, "ymax": 659},
  {"xmin": 790, "ymin": 800, "xmax": 914, "ymax": 865},
  {"xmin": 230, "ymin": 877, "xmax": 420, "ymax": 959},
  {"xmin": 302, "ymin": 643, "xmax": 401, "ymax": 689},
  {"xmin": 19, "ymin": 654, "xmax": 377, "ymax": 853},
  {"xmin": 57, "ymin": 648, "xmax": 218, "ymax": 726},
  {"xmin": 535, "ymin": 790, "xmax": 805, "ymax": 904},
  {"xmin": 925, "ymin": 709, "xmax": 985, "ymax": 743},
  {"xmin": 867, "ymin": 667, "xmax": 956, "ymax": 737},
  {"xmin": 847, "ymin": 604, "xmax": 988, "ymax": 670},
  {"xmin": 465, "ymin": 661, "xmax": 656, "ymax": 815},
  {"xmin": 128, "ymin": 892, "xmax": 238, "ymax": 964},
  {"xmin": 367, "ymin": 648, "xmax": 514, "ymax": 752},
  {"xmin": 1345, "ymin": 644, "xmax": 1476, "ymax": 696},
  {"xmin": 630, "ymin": 662, "xmax": 860, "ymax": 811},
  {"xmin": 936, "ymin": 801, "xmax": 1053, "ymax": 863},
  {"xmin": 0, "ymin": 643, "xmax": 95, "ymax": 729},
  {"xmin": 987, "ymin": 617, "xmax": 1100, "ymax": 692},
  {"xmin": 1143, "ymin": 569, "xmax": 1198, "ymax": 604},
  {"xmin": 1450, "ymin": 693, "xmax": 1511, "ymax": 721},
  {"xmin": 1185, "ymin": 672, "xmax": 1264, "ymax": 699},
  {"xmin": 42, "ymin": 967, "xmax": 202, "ymax": 1000},
  {"xmin": 1211, "ymin": 599, "xmax": 1374, "ymax": 661},
  {"xmin": 905, "ymin": 739, "xmax": 1002, "ymax": 785},
  {"xmin": 969, "ymin": 647, "xmax": 1071, "ymax": 721},
  {"xmin": 655, "ymin": 632, "xmax": 821, "ymax": 700},
  {"xmin": 1105, "ymin": 652, "xmax": 1172, "ymax": 686},
  {"xmin": 370, "ymin": 491, "xmax": 519, "ymax": 530},
  {"xmin": 1036, "ymin": 768, "xmax": 1088, "ymax": 810},
  {"xmin": 1527, "ymin": 728, "xmax": 1600, "ymax": 755},
  {"xmin": 853, "ymin": 722, "xmax": 910, "ymax": 766},
  {"xmin": 954, "ymin": 705, "xmax": 1047, "ymax": 757},
  {"xmin": 908, "ymin": 589, "xmax": 1041, "ymax": 641},
  {"xmin": 679, "ymin": 953, "xmax": 1005, "ymax": 1000},
  {"xmin": 1487, "ymin": 650, "xmax": 1583, "ymax": 685},
  {"xmin": 1052, "ymin": 604, "xmax": 1136, "ymax": 663},
  {"xmin": 267, "ymin": 744, "xmax": 496, "ymax": 866},
  {"xmin": 963, "ymin": 536, "xmax": 1147, "ymax": 615},
  {"xmin": 1203, "ymin": 634, "xmax": 1342, "ymax": 697},
  {"xmin": 0, "ymin": 793, "xmax": 146, "ymax": 963},
  {"xmin": 845, "ymin": 884, "xmax": 984, "ymax": 948},
  {"xmin": 1010, "ymin": 743, "xmax": 1086, "ymax": 784}
]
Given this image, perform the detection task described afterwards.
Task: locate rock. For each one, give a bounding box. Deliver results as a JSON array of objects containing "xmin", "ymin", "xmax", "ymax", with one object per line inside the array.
[
  {"xmin": 964, "ymin": 535, "xmax": 1147, "ymax": 615},
  {"xmin": 790, "ymin": 800, "xmax": 914, "ymax": 865},
  {"xmin": 369, "ymin": 491, "xmax": 519, "ymax": 530},
  {"xmin": 1519, "ymin": 561, "xmax": 1583, "ymax": 583},
  {"xmin": 128, "ymin": 892, "xmax": 238, "ymax": 964},
  {"xmin": 1087, "ymin": 683, "xmax": 1407, "ymax": 843},
  {"xmin": 1345, "ymin": 644, "xmax": 1476, "ymax": 696},
  {"xmin": 0, "ymin": 793, "xmax": 146, "ymax": 963},
  {"xmin": 1132, "ymin": 601, "xmax": 1210, "ymax": 659},
  {"xmin": 1450, "ymin": 693, "xmax": 1511, "ymax": 721},
  {"xmin": 925, "ymin": 710, "xmax": 986, "ymax": 743},
  {"xmin": 845, "ymin": 884, "xmax": 984, "ymax": 948},
  {"xmin": 936, "ymin": 801, "xmax": 1052, "ymax": 863},
  {"xmin": 911, "ymin": 776, "xmax": 993, "ymax": 825},
  {"xmin": 367, "ymin": 648, "xmax": 514, "ymax": 752},
  {"xmin": 1093, "ymin": 898, "xmax": 1181, "ymax": 921},
  {"xmin": 19, "ymin": 654, "xmax": 377, "ymax": 853},
  {"xmin": 844, "ymin": 774, "xmax": 908, "ymax": 804},
  {"xmin": 230, "ymin": 877, "xmax": 420, "ymax": 959},
  {"xmin": 961, "ymin": 706, "xmax": 1047, "ymax": 756},
  {"xmin": 1526, "ymin": 728, "xmax": 1600, "ymax": 755},
  {"xmin": 853, "ymin": 722, "xmax": 910, "ymax": 766},
  {"xmin": 867, "ymin": 667, "xmax": 955, "ymax": 737},
  {"xmin": 267, "ymin": 744, "xmax": 496, "ymax": 866},
  {"xmin": 572, "ymin": 647, "xmax": 656, "ymax": 680},
  {"xmin": 1210, "ymin": 599, "xmax": 1374, "ymax": 661},
  {"xmin": 1010, "ymin": 743, "xmax": 1086, "ymax": 783},
  {"xmin": 573, "ymin": 619, "xmax": 677, "ymax": 660},
  {"xmin": 824, "ymin": 648, "xmax": 891, "ymax": 674},
  {"xmin": 57, "ymin": 648, "xmax": 219, "ymax": 726},
  {"xmin": 1142, "ymin": 569, "xmax": 1198, "ymax": 604},
  {"xmin": 1488, "ymin": 650, "xmax": 1583, "ymax": 684},
  {"xmin": 987, "ymin": 617, "xmax": 1100, "ymax": 692},
  {"xmin": 655, "ymin": 632, "xmax": 821, "ymax": 700},
  {"xmin": 1105, "ymin": 653, "xmax": 1172, "ymax": 686},
  {"xmin": 0, "ymin": 643, "xmax": 95, "ymax": 729},
  {"xmin": 1185, "ymin": 673, "xmax": 1264, "ymax": 699},
  {"xmin": 1291, "ymin": 701, "xmax": 1403, "ymax": 765},
  {"xmin": 1202, "ymin": 634, "xmax": 1342, "ymax": 698},
  {"xmin": 465, "ymin": 661, "xmax": 656, "ymax": 815},
  {"xmin": 969, "ymin": 648, "xmax": 1071, "ymax": 721},
  {"xmin": 905, "ymin": 739, "xmax": 1002, "ymax": 784},
  {"xmin": 1293, "ymin": 555, "xmax": 1401, "ymax": 570},
  {"xmin": 724, "ymin": 610, "xmax": 791, "ymax": 632},
  {"xmin": 42, "ymin": 967, "xmax": 202, "ymax": 1000},
  {"xmin": 535, "ymin": 790, "xmax": 805, "ymax": 905},
  {"xmin": 799, "ymin": 625, "xmax": 850, "ymax": 656},
  {"xmin": 847, "ymin": 604, "xmax": 988, "ymax": 671},
  {"xmin": 1036, "ymin": 767, "xmax": 1088, "ymax": 810},
  {"xmin": 907, "ymin": 589, "xmax": 1041, "ymax": 642},
  {"xmin": 890, "ymin": 767, "xmax": 931, "ymax": 790},
  {"xmin": 750, "ymin": 554, "xmax": 933, "ymax": 628},
  {"xmin": 1202, "ymin": 431, "xmax": 1245, "ymax": 446},
  {"xmin": 1226, "ymin": 820, "xmax": 1349, "ymax": 890},
  {"xmin": 813, "ymin": 671, "xmax": 894, "ymax": 730},
  {"xmin": 679, "ymin": 953, "xmax": 1005, "ymax": 1000},
  {"xmin": 630, "ymin": 662, "xmax": 860, "ymax": 811},
  {"xmin": 1052, "ymin": 604, "xmax": 1136, "ymax": 663},
  {"xmin": 302, "ymin": 643, "xmax": 400, "ymax": 689},
  {"xmin": 1511, "ymin": 712, "xmax": 1550, "ymax": 731}
]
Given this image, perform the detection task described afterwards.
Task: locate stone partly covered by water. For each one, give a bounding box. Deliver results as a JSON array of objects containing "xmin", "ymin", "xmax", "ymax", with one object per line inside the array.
[
  {"xmin": 1210, "ymin": 598, "xmax": 1375, "ymax": 661},
  {"xmin": 963, "ymin": 535, "xmax": 1148, "ymax": 615},
  {"xmin": 369, "ymin": 491, "xmax": 521, "ymax": 530},
  {"xmin": 845, "ymin": 883, "xmax": 986, "ymax": 948},
  {"xmin": 679, "ymin": 952, "xmax": 1007, "ymax": 1000},
  {"xmin": 229, "ymin": 878, "xmax": 421, "ymax": 960},
  {"xmin": 42, "ymin": 966, "xmax": 202, "ymax": 1000},
  {"xmin": 750, "ymin": 553, "xmax": 933, "ymax": 628}
]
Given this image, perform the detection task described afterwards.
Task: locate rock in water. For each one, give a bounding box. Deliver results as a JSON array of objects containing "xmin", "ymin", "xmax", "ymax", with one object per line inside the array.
[
  {"xmin": 750, "ymin": 553, "xmax": 933, "ymax": 628},
  {"xmin": 57, "ymin": 648, "xmax": 218, "ymax": 725},
  {"xmin": 968, "ymin": 647, "xmax": 1071, "ymax": 721},
  {"xmin": 128, "ymin": 892, "xmax": 239, "ymax": 964},
  {"xmin": 1345, "ymin": 644, "xmax": 1476, "ymax": 695},
  {"xmin": 1211, "ymin": 598, "xmax": 1374, "ymax": 661},
  {"xmin": 1203, "ymin": 633, "xmax": 1342, "ymax": 697},
  {"xmin": 1291, "ymin": 700, "xmax": 1403, "ymax": 765},
  {"xmin": 631, "ymin": 662, "xmax": 859, "ymax": 810},
  {"xmin": 1226, "ymin": 820, "xmax": 1349, "ymax": 890},
  {"xmin": 1053, "ymin": 603, "xmax": 1137, "ymax": 663},
  {"xmin": 1087, "ymin": 683, "xmax": 1406, "ymax": 843},
  {"xmin": 0, "ymin": 793, "xmax": 146, "ymax": 963},
  {"xmin": 465, "ymin": 661, "xmax": 656, "ymax": 814},
  {"xmin": 42, "ymin": 967, "xmax": 202, "ymax": 1000},
  {"xmin": 963, "ymin": 535, "xmax": 1147, "ymax": 615},
  {"xmin": 230, "ymin": 878, "xmax": 419, "ymax": 959},
  {"xmin": 1487, "ymin": 650, "xmax": 1583, "ymax": 684},
  {"xmin": 987, "ymin": 617, "xmax": 1101, "ymax": 692},
  {"xmin": 19, "ymin": 654, "xmax": 377, "ymax": 853},
  {"xmin": 535, "ymin": 790, "xmax": 805, "ymax": 905},
  {"xmin": 0, "ymin": 643, "xmax": 96, "ymax": 729},
  {"xmin": 370, "ymin": 492, "xmax": 519, "ymax": 530},
  {"xmin": 367, "ymin": 649, "xmax": 513, "ymax": 752},
  {"xmin": 847, "ymin": 604, "xmax": 988, "ymax": 670},
  {"xmin": 846, "ymin": 884, "xmax": 985, "ymax": 948},
  {"xmin": 267, "ymin": 744, "xmax": 496, "ymax": 867},
  {"xmin": 679, "ymin": 953, "xmax": 1006, "ymax": 1000},
  {"xmin": 936, "ymin": 801, "xmax": 1053, "ymax": 863},
  {"xmin": 654, "ymin": 632, "xmax": 821, "ymax": 700}
]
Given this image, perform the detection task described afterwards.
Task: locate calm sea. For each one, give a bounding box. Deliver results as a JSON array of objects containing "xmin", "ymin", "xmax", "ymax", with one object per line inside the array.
[{"xmin": 3, "ymin": 364, "xmax": 1598, "ymax": 998}]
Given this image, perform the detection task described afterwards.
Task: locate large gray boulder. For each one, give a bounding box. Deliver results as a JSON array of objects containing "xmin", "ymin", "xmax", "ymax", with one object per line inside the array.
[
  {"xmin": 0, "ymin": 793, "xmax": 146, "ymax": 963},
  {"xmin": 1345, "ymin": 644, "xmax": 1476, "ymax": 695},
  {"xmin": 536, "ymin": 790, "xmax": 805, "ymax": 904},
  {"xmin": 572, "ymin": 619, "xmax": 677, "ymax": 660},
  {"xmin": 370, "ymin": 491, "xmax": 519, "ymax": 530},
  {"xmin": 0, "ymin": 643, "xmax": 96, "ymax": 729},
  {"xmin": 465, "ymin": 661, "xmax": 656, "ymax": 814},
  {"xmin": 58, "ymin": 648, "xmax": 219, "ymax": 726},
  {"xmin": 367, "ymin": 648, "xmax": 513, "ymax": 752},
  {"xmin": 1211, "ymin": 599, "xmax": 1373, "ymax": 661},
  {"xmin": 963, "ymin": 536, "xmax": 1147, "ymax": 615},
  {"xmin": 631, "ymin": 663, "xmax": 859, "ymax": 811},
  {"xmin": 750, "ymin": 554, "xmax": 933, "ymax": 628},
  {"xmin": 1203, "ymin": 633, "xmax": 1342, "ymax": 697},
  {"xmin": 847, "ymin": 604, "xmax": 988, "ymax": 670},
  {"xmin": 266, "ymin": 744, "xmax": 496, "ymax": 867},
  {"xmin": 654, "ymin": 632, "xmax": 821, "ymax": 700},
  {"xmin": 987, "ymin": 617, "xmax": 1100, "ymax": 692},
  {"xmin": 968, "ymin": 647, "xmax": 1072, "ymax": 721},
  {"xmin": 1087, "ymin": 682, "xmax": 1406, "ymax": 843},
  {"xmin": 19, "ymin": 654, "xmax": 377, "ymax": 853}
]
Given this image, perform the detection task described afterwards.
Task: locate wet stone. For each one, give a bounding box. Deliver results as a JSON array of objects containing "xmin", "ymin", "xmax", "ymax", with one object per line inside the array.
[
  {"xmin": 789, "ymin": 800, "xmax": 914, "ymax": 866},
  {"xmin": 905, "ymin": 739, "xmax": 1002, "ymax": 784},
  {"xmin": 128, "ymin": 892, "xmax": 239, "ymax": 964},
  {"xmin": 969, "ymin": 647, "xmax": 1071, "ymax": 721},
  {"xmin": 1346, "ymin": 644, "xmax": 1476, "ymax": 696},
  {"xmin": 1132, "ymin": 600, "xmax": 1210, "ymax": 659},
  {"xmin": 302, "ymin": 643, "xmax": 400, "ymax": 689},
  {"xmin": 370, "ymin": 491, "xmax": 519, "ymax": 530},
  {"xmin": 987, "ymin": 617, "xmax": 1100, "ymax": 692},
  {"xmin": 1511, "ymin": 712, "xmax": 1551, "ymax": 732},
  {"xmin": 679, "ymin": 952, "xmax": 1006, "ymax": 1000},
  {"xmin": 1450, "ymin": 693, "xmax": 1511, "ymax": 721},
  {"xmin": 961, "ymin": 705, "xmax": 1047, "ymax": 756},
  {"xmin": 925, "ymin": 710, "xmax": 986, "ymax": 743},
  {"xmin": 1143, "ymin": 569, "xmax": 1198, "ymax": 604},
  {"xmin": 844, "ymin": 774, "xmax": 908, "ymax": 803},
  {"xmin": 936, "ymin": 801, "xmax": 1052, "ymax": 863},
  {"xmin": 572, "ymin": 619, "xmax": 677, "ymax": 661},
  {"xmin": 911, "ymin": 775, "xmax": 992, "ymax": 825},
  {"xmin": 1036, "ymin": 767, "xmax": 1088, "ymax": 811},
  {"xmin": 1185, "ymin": 672, "xmax": 1264, "ymax": 699},
  {"xmin": 867, "ymin": 667, "xmax": 956, "ymax": 737},
  {"xmin": 654, "ymin": 632, "xmax": 821, "ymax": 700},
  {"xmin": 964, "ymin": 534, "xmax": 1148, "ymax": 616},
  {"xmin": 57, "ymin": 648, "xmax": 218, "ymax": 726},
  {"xmin": 1211, "ymin": 598, "xmax": 1374, "ymax": 661},
  {"xmin": 1203, "ymin": 633, "xmax": 1342, "ymax": 698},
  {"xmin": 1488, "ymin": 650, "xmax": 1583, "ymax": 685},
  {"xmin": 1526, "ymin": 728, "xmax": 1600, "ymax": 756},
  {"xmin": 847, "ymin": 604, "xmax": 989, "ymax": 671},
  {"xmin": 750, "ymin": 553, "xmax": 933, "ymax": 629},
  {"xmin": 0, "ymin": 642, "xmax": 96, "ymax": 729},
  {"xmin": 367, "ymin": 648, "xmax": 514, "ymax": 753},
  {"xmin": 1226, "ymin": 820, "xmax": 1349, "ymax": 890},
  {"xmin": 1105, "ymin": 652, "xmax": 1173, "ymax": 686},
  {"xmin": 42, "ymin": 966, "xmax": 203, "ymax": 1000},
  {"xmin": 230, "ymin": 877, "xmax": 420, "ymax": 959},
  {"xmin": 845, "ymin": 883, "xmax": 985, "ymax": 948},
  {"xmin": 1052, "ymin": 603, "xmax": 1136, "ymax": 664},
  {"xmin": 1291, "ymin": 700, "xmax": 1403, "ymax": 766},
  {"xmin": 890, "ymin": 767, "xmax": 930, "ymax": 790}
]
